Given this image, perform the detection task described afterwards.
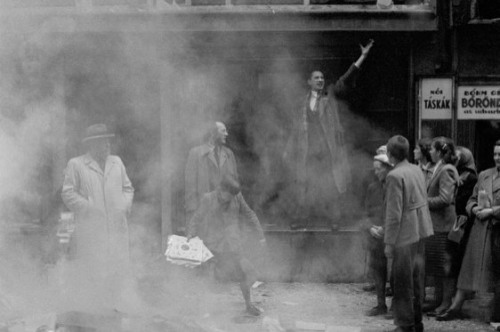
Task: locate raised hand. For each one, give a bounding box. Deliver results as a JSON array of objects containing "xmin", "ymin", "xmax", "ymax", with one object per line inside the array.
[{"xmin": 360, "ymin": 39, "xmax": 375, "ymax": 56}]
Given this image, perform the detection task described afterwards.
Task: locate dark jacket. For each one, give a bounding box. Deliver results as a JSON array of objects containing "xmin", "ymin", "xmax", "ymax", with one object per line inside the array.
[
  {"xmin": 283, "ymin": 64, "xmax": 360, "ymax": 194},
  {"xmin": 186, "ymin": 191, "xmax": 264, "ymax": 253},
  {"xmin": 456, "ymin": 170, "xmax": 478, "ymax": 216},
  {"xmin": 185, "ymin": 143, "xmax": 238, "ymax": 218}
]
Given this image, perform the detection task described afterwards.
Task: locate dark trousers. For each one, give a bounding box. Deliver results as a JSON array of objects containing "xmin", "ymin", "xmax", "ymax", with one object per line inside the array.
[
  {"xmin": 369, "ymin": 239, "xmax": 388, "ymax": 306},
  {"xmin": 392, "ymin": 240, "xmax": 425, "ymax": 329},
  {"xmin": 491, "ymin": 225, "xmax": 500, "ymax": 322}
]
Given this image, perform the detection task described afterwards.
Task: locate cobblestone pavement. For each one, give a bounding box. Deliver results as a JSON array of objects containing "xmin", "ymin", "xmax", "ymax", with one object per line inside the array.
[
  {"xmin": 138, "ymin": 276, "xmax": 498, "ymax": 332},
  {"xmin": 1, "ymin": 268, "xmax": 496, "ymax": 331}
]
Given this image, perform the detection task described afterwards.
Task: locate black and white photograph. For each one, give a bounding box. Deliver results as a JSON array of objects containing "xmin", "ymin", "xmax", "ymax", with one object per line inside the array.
[{"xmin": 1, "ymin": 1, "xmax": 500, "ymax": 331}]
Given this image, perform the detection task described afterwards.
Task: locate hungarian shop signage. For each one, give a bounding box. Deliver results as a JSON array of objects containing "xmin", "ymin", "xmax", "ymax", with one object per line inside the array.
[
  {"xmin": 458, "ymin": 86, "xmax": 500, "ymax": 120},
  {"xmin": 420, "ymin": 78, "xmax": 453, "ymax": 120}
]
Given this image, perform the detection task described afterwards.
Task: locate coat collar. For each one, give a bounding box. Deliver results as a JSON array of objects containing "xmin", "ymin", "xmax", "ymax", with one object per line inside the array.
[
  {"xmin": 427, "ymin": 161, "xmax": 444, "ymax": 189},
  {"xmin": 482, "ymin": 167, "xmax": 498, "ymax": 203},
  {"xmin": 393, "ymin": 159, "xmax": 410, "ymax": 169},
  {"xmin": 303, "ymin": 91, "xmax": 327, "ymax": 117},
  {"xmin": 83, "ymin": 153, "xmax": 116, "ymax": 176},
  {"xmin": 200, "ymin": 143, "xmax": 229, "ymax": 168}
]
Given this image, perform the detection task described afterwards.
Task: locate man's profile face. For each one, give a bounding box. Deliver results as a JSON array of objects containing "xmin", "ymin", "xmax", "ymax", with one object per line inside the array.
[
  {"xmin": 215, "ymin": 122, "xmax": 228, "ymax": 145},
  {"xmin": 308, "ymin": 71, "xmax": 324, "ymax": 92}
]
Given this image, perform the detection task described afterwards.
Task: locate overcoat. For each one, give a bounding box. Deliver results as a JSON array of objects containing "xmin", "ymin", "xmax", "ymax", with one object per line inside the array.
[
  {"xmin": 384, "ymin": 160, "xmax": 434, "ymax": 248},
  {"xmin": 186, "ymin": 191, "xmax": 264, "ymax": 254},
  {"xmin": 458, "ymin": 167, "xmax": 499, "ymax": 291},
  {"xmin": 283, "ymin": 64, "xmax": 360, "ymax": 194},
  {"xmin": 185, "ymin": 143, "xmax": 238, "ymax": 218},
  {"xmin": 427, "ymin": 162, "xmax": 459, "ymax": 232},
  {"xmin": 61, "ymin": 153, "xmax": 134, "ymax": 272}
]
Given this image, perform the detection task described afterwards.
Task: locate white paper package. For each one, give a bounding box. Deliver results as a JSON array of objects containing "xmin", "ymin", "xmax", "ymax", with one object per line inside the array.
[{"xmin": 165, "ymin": 235, "xmax": 213, "ymax": 268}]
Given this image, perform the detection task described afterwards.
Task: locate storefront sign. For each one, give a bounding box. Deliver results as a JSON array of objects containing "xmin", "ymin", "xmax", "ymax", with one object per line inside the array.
[
  {"xmin": 420, "ymin": 78, "xmax": 453, "ymax": 120},
  {"xmin": 458, "ymin": 86, "xmax": 500, "ymax": 120}
]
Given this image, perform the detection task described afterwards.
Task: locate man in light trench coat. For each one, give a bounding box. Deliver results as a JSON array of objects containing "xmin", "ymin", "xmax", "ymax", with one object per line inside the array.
[
  {"xmin": 185, "ymin": 121, "xmax": 238, "ymax": 223},
  {"xmin": 61, "ymin": 123, "xmax": 134, "ymax": 308}
]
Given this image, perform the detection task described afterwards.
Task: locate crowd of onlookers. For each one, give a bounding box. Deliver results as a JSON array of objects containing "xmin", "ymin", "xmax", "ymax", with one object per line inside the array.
[{"xmin": 362, "ymin": 135, "xmax": 500, "ymax": 331}]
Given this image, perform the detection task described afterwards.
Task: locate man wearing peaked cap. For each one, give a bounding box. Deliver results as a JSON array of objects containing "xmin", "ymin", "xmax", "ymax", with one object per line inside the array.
[{"xmin": 61, "ymin": 123, "xmax": 135, "ymax": 309}]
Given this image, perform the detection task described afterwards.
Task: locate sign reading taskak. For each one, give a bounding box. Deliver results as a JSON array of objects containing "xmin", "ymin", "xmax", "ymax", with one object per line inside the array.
[{"xmin": 420, "ymin": 78, "xmax": 453, "ymax": 120}]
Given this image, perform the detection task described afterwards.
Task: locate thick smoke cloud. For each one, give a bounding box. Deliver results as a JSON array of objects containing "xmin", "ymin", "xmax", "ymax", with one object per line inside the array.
[{"xmin": 0, "ymin": 8, "xmax": 390, "ymax": 329}]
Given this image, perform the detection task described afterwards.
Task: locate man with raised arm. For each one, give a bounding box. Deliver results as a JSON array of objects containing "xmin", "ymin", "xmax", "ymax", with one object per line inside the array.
[{"xmin": 283, "ymin": 39, "xmax": 374, "ymax": 229}]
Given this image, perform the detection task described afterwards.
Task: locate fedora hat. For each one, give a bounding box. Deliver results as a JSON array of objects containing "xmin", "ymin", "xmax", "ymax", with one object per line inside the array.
[{"xmin": 82, "ymin": 123, "xmax": 114, "ymax": 142}]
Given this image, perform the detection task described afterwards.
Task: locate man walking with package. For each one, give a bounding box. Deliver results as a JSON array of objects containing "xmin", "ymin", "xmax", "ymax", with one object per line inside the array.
[
  {"xmin": 384, "ymin": 135, "xmax": 434, "ymax": 332},
  {"xmin": 185, "ymin": 121, "xmax": 238, "ymax": 223},
  {"xmin": 186, "ymin": 175, "xmax": 266, "ymax": 316}
]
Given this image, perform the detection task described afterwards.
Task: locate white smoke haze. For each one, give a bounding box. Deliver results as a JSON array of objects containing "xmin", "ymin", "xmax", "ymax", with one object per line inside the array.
[{"xmin": 0, "ymin": 8, "xmax": 393, "ymax": 330}]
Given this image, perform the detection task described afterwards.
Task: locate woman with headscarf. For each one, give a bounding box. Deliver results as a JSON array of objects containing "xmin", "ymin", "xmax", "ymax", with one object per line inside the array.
[{"xmin": 425, "ymin": 137, "xmax": 460, "ymax": 317}]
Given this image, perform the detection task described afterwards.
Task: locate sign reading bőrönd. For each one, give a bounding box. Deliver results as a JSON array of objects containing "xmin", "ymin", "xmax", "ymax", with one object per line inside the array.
[{"xmin": 458, "ymin": 86, "xmax": 500, "ymax": 120}]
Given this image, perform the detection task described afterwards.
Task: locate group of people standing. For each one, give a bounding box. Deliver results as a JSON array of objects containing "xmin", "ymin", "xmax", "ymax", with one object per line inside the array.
[
  {"xmin": 57, "ymin": 37, "xmax": 375, "ymax": 316},
  {"xmin": 363, "ymin": 134, "xmax": 500, "ymax": 332}
]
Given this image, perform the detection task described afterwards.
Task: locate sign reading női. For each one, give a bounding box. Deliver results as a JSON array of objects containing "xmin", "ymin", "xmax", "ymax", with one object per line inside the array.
[{"xmin": 420, "ymin": 78, "xmax": 453, "ymax": 120}]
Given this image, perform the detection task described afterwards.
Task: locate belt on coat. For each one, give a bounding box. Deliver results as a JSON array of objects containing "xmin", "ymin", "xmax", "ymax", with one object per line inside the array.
[{"xmin": 405, "ymin": 201, "xmax": 428, "ymax": 211}]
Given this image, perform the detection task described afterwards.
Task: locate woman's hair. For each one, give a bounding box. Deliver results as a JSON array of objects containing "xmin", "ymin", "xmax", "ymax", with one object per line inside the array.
[
  {"xmin": 455, "ymin": 146, "xmax": 476, "ymax": 174},
  {"xmin": 416, "ymin": 138, "xmax": 433, "ymax": 163},
  {"xmin": 432, "ymin": 136, "xmax": 457, "ymax": 165},
  {"xmin": 495, "ymin": 140, "xmax": 500, "ymax": 148}
]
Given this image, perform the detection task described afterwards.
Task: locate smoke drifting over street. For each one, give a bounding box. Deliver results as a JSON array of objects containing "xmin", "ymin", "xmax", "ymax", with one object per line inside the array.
[{"xmin": 0, "ymin": 7, "xmax": 391, "ymax": 329}]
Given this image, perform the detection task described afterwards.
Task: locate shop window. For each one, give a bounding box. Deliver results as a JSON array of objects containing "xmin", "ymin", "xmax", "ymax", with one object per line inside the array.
[
  {"xmin": 457, "ymin": 120, "xmax": 500, "ymax": 171},
  {"xmin": 420, "ymin": 121, "xmax": 452, "ymax": 140},
  {"xmin": 474, "ymin": 0, "xmax": 500, "ymax": 19}
]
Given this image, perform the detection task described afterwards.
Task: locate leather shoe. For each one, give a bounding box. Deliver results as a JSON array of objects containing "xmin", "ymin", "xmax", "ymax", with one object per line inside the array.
[
  {"xmin": 422, "ymin": 303, "xmax": 437, "ymax": 313},
  {"xmin": 362, "ymin": 284, "xmax": 376, "ymax": 292},
  {"xmin": 365, "ymin": 305, "xmax": 387, "ymax": 316},
  {"xmin": 426, "ymin": 307, "xmax": 447, "ymax": 317},
  {"xmin": 436, "ymin": 309, "xmax": 465, "ymax": 321}
]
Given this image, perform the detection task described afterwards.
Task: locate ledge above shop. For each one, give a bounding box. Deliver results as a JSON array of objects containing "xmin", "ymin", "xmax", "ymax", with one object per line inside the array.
[{"xmin": 0, "ymin": 3, "xmax": 437, "ymax": 32}]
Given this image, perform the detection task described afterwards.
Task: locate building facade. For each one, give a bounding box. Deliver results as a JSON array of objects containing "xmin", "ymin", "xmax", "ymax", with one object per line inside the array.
[{"xmin": 4, "ymin": 0, "xmax": 497, "ymax": 281}]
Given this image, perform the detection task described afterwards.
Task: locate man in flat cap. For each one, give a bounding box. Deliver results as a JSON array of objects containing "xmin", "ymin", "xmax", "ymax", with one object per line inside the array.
[{"xmin": 61, "ymin": 123, "xmax": 134, "ymax": 308}]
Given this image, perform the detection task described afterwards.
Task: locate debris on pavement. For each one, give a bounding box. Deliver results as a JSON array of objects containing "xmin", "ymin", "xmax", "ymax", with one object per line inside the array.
[
  {"xmin": 295, "ymin": 320, "xmax": 326, "ymax": 330},
  {"xmin": 263, "ymin": 316, "xmax": 285, "ymax": 332}
]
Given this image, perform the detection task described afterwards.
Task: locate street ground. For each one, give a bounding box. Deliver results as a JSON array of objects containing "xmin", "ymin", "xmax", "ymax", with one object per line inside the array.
[
  {"xmin": 133, "ymin": 264, "xmax": 498, "ymax": 332},
  {"xmin": 0, "ymin": 260, "xmax": 497, "ymax": 332}
]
